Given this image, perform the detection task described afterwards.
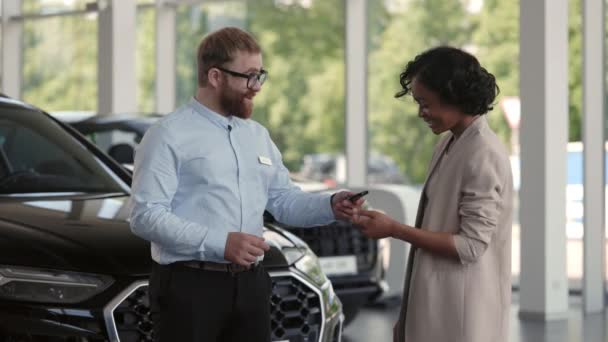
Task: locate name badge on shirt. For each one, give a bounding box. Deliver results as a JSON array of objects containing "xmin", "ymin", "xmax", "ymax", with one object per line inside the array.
[{"xmin": 258, "ymin": 156, "xmax": 273, "ymax": 166}]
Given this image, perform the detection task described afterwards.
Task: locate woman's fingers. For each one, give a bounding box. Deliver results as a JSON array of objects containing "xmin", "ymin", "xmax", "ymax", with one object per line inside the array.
[{"xmin": 355, "ymin": 209, "xmax": 377, "ymax": 218}]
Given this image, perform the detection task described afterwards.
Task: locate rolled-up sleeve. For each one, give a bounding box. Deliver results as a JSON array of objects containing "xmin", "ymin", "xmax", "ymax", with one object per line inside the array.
[
  {"xmin": 129, "ymin": 124, "xmax": 225, "ymax": 260},
  {"xmin": 265, "ymin": 139, "xmax": 335, "ymax": 227},
  {"xmin": 454, "ymin": 149, "xmax": 506, "ymax": 264}
]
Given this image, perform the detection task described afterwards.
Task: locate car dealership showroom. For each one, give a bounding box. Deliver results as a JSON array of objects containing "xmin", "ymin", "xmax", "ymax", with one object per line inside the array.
[{"xmin": 1, "ymin": 0, "xmax": 608, "ymax": 341}]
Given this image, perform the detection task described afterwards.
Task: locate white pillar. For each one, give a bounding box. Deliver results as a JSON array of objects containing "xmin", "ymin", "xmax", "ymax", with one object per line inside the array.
[
  {"xmin": 345, "ymin": 0, "xmax": 367, "ymax": 187},
  {"xmin": 98, "ymin": 0, "xmax": 137, "ymax": 116},
  {"xmin": 519, "ymin": 0, "xmax": 570, "ymax": 320},
  {"xmin": 1, "ymin": 0, "xmax": 22, "ymax": 98},
  {"xmin": 155, "ymin": 0, "xmax": 176, "ymax": 113},
  {"xmin": 582, "ymin": 0, "xmax": 605, "ymax": 314}
]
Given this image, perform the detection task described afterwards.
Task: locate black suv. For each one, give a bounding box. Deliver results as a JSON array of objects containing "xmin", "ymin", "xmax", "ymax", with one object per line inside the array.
[
  {"xmin": 0, "ymin": 96, "xmax": 343, "ymax": 342},
  {"xmin": 62, "ymin": 113, "xmax": 389, "ymax": 325}
]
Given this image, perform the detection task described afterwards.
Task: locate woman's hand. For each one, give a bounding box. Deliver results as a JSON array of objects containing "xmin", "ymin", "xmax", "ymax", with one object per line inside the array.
[
  {"xmin": 355, "ymin": 210, "xmax": 460, "ymax": 260},
  {"xmin": 352, "ymin": 209, "xmax": 398, "ymax": 239}
]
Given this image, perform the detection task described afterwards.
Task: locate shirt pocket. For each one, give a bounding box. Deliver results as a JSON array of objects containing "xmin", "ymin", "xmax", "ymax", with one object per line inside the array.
[
  {"xmin": 244, "ymin": 161, "xmax": 276, "ymax": 215},
  {"xmin": 253, "ymin": 162, "xmax": 276, "ymax": 193}
]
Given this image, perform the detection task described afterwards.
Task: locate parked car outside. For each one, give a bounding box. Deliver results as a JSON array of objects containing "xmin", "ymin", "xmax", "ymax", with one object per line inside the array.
[
  {"xmin": 60, "ymin": 112, "xmax": 391, "ymax": 325},
  {"xmin": 298, "ymin": 152, "xmax": 409, "ymax": 187},
  {"xmin": 0, "ymin": 96, "xmax": 343, "ymax": 342}
]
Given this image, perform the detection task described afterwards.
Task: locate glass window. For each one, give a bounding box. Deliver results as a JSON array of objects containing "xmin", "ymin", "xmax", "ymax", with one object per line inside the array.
[
  {"xmin": 21, "ymin": 2, "xmax": 97, "ymax": 111},
  {"xmin": 82, "ymin": 130, "xmax": 140, "ymax": 157},
  {"xmin": 367, "ymin": 0, "xmax": 485, "ymax": 187},
  {"xmin": 248, "ymin": 0, "xmax": 345, "ymax": 176},
  {"xmin": 0, "ymin": 106, "xmax": 125, "ymax": 194},
  {"xmin": 175, "ymin": 5, "xmax": 207, "ymax": 107},
  {"xmin": 175, "ymin": 1, "xmax": 247, "ymax": 106},
  {"xmin": 136, "ymin": 4, "xmax": 156, "ymax": 112},
  {"xmin": 566, "ymin": 0, "xmax": 583, "ymax": 291},
  {"xmin": 175, "ymin": 0, "xmax": 346, "ymax": 175},
  {"xmin": 21, "ymin": 0, "xmax": 93, "ymax": 15}
]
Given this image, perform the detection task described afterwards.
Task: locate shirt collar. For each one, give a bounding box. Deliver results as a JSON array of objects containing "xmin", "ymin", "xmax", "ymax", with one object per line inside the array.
[{"xmin": 188, "ymin": 97, "xmax": 236, "ymax": 130}]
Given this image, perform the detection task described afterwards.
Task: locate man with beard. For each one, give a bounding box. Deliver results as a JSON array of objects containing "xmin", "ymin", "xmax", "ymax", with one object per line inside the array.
[{"xmin": 128, "ymin": 27, "xmax": 361, "ymax": 342}]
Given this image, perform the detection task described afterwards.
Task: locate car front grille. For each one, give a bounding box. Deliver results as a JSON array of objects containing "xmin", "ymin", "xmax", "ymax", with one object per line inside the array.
[
  {"xmin": 106, "ymin": 273, "xmax": 325, "ymax": 342},
  {"xmin": 112, "ymin": 285, "xmax": 154, "ymax": 342},
  {"xmin": 286, "ymin": 221, "xmax": 378, "ymax": 271},
  {"xmin": 270, "ymin": 275, "xmax": 323, "ymax": 342}
]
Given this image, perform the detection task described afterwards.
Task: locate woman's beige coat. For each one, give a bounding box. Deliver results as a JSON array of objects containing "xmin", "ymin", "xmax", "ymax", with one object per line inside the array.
[{"xmin": 395, "ymin": 116, "xmax": 513, "ymax": 342}]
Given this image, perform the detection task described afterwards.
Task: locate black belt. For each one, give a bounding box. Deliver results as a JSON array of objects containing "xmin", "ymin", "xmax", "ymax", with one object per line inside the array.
[{"xmin": 174, "ymin": 260, "xmax": 259, "ymax": 273}]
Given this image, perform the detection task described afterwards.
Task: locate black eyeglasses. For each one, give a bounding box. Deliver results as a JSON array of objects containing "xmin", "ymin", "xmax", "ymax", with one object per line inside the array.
[{"xmin": 215, "ymin": 66, "xmax": 268, "ymax": 89}]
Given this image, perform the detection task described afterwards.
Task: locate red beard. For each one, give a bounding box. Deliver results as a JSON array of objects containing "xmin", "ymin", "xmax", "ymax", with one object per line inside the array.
[{"xmin": 219, "ymin": 84, "xmax": 254, "ymax": 119}]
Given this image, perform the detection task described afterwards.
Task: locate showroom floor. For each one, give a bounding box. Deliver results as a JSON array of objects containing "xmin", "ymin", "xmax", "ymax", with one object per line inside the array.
[{"xmin": 343, "ymin": 295, "xmax": 608, "ymax": 342}]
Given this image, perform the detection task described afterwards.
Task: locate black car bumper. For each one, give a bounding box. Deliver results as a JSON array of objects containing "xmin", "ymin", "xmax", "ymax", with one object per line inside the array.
[
  {"xmin": 330, "ymin": 273, "xmax": 385, "ymax": 303},
  {"xmin": 0, "ymin": 269, "xmax": 342, "ymax": 342},
  {"xmin": 1, "ymin": 301, "xmax": 112, "ymax": 341}
]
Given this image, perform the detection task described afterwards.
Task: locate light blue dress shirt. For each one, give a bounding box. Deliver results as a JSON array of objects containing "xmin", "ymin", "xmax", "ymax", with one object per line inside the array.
[{"xmin": 129, "ymin": 98, "xmax": 335, "ymax": 264}]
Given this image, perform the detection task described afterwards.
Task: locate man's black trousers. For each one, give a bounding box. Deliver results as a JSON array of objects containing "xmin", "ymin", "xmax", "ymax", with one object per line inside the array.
[{"xmin": 149, "ymin": 262, "xmax": 272, "ymax": 342}]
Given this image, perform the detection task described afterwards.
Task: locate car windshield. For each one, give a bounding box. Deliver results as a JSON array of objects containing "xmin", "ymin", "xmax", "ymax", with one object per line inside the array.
[{"xmin": 0, "ymin": 106, "xmax": 127, "ymax": 195}]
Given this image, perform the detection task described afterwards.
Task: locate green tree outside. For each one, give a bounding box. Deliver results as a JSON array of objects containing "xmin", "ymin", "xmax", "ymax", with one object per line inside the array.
[
  {"xmin": 246, "ymin": 0, "xmax": 346, "ymax": 170},
  {"xmin": 22, "ymin": 14, "xmax": 98, "ymax": 111},
  {"xmin": 17, "ymin": 0, "xmax": 593, "ymax": 184},
  {"xmin": 136, "ymin": 7, "xmax": 156, "ymax": 113},
  {"xmin": 368, "ymin": 0, "xmax": 475, "ymax": 183},
  {"xmin": 474, "ymin": 0, "xmax": 585, "ymax": 143}
]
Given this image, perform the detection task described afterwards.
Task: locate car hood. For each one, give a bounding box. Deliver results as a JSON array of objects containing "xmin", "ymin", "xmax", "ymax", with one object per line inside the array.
[
  {"xmin": 0, "ymin": 194, "xmax": 152, "ymax": 276},
  {"xmin": 0, "ymin": 194, "xmax": 300, "ymax": 277}
]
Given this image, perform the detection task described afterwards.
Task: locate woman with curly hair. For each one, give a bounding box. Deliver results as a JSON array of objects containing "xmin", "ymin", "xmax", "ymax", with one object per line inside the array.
[{"xmin": 353, "ymin": 46, "xmax": 513, "ymax": 342}]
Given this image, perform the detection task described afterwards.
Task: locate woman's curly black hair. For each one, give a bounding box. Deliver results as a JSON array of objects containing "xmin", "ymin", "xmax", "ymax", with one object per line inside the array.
[{"xmin": 395, "ymin": 46, "xmax": 499, "ymax": 116}]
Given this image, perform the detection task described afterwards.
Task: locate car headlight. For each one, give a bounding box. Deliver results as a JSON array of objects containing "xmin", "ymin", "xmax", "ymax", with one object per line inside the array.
[
  {"xmin": 294, "ymin": 249, "xmax": 329, "ymax": 287},
  {"xmin": 324, "ymin": 281, "xmax": 341, "ymax": 316},
  {"xmin": 287, "ymin": 249, "xmax": 342, "ymax": 316},
  {"xmin": 281, "ymin": 246, "xmax": 306, "ymax": 265},
  {"xmin": 0, "ymin": 265, "xmax": 114, "ymax": 304}
]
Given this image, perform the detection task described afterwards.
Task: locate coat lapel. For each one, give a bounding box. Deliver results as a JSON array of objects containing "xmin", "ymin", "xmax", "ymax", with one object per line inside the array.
[
  {"xmin": 396, "ymin": 135, "xmax": 451, "ymax": 341},
  {"xmin": 443, "ymin": 116, "xmax": 487, "ymax": 160}
]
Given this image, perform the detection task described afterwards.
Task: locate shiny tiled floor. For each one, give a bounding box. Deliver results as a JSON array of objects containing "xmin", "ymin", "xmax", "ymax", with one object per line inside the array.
[{"xmin": 343, "ymin": 296, "xmax": 608, "ymax": 342}]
